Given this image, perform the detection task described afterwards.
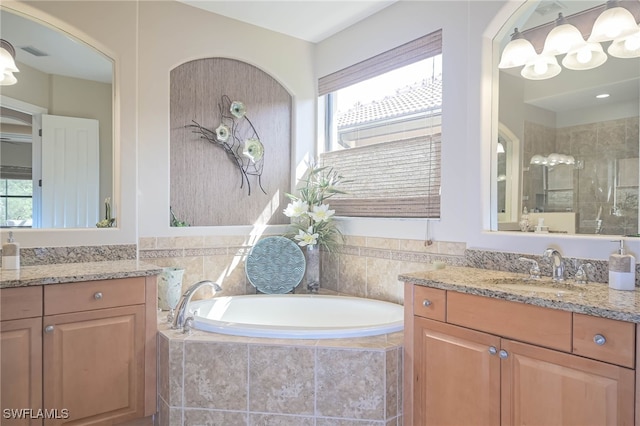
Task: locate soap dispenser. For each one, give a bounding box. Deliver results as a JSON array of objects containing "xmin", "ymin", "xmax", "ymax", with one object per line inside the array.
[
  {"xmin": 2, "ymin": 231, "xmax": 20, "ymax": 270},
  {"xmin": 609, "ymin": 240, "xmax": 635, "ymax": 291}
]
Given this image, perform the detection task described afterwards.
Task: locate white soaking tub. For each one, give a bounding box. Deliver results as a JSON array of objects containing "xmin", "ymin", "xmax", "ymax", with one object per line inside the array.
[{"xmin": 188, "ymin": 294, "xmax": 404, "ymax": 339}]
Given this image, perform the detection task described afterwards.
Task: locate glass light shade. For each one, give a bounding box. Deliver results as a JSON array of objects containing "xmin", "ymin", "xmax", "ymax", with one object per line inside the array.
[
  {"xmin": 608, "ymin": 27, "xmax": 640, "ymax": 58},
  {"xmin": 543, "ymin": 23, "xmax": 585, "ymax": 56},
  {"xmin": 0, "ymin": 46, "xmax": 19, "ymax": 74},
  {"xmin": 521, "ymin": 54, "xmax": 561, "ymax": 80},
  {"xmin": 530, "ymin": 154, "xmax": 546, "ymax": 165},
  {"xmin": 0, "ymin": 71, "xmax": 17, "ymax": 86},
  {"xmin": 497, "ymin": 142, "xmax": 505, "ymax": 153},
  {"xmin": 498, "ymin": 36, "xmax": 537, "ymax": 69},
  {"xmin": 562, "ymin": 42, "xmax": 607, "ymax": 70},
  {"xmin": 588, "ymin": 4, "xmax": 639, "ymax": 43}
]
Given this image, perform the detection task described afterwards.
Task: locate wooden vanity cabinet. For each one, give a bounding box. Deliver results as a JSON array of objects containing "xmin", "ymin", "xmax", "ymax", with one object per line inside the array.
[
  {"xmin": 1, "ymin": 287, "xmax": 43, "ymax": 426},
  {"xmin": 0, "ymin": 276, "xmax": 157, "ymax": 426},
  {"xmin": 405, "ymin": 285, "xmax": 638, "ymax": 426}
]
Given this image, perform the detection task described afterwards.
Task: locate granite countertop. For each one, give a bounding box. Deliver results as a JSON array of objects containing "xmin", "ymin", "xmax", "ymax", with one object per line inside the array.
[
  {"xmin": 399, "ymin": 266, "xmax": 640, "ymax": 323},
  {"xmin": 0, "ymin": 260, "xmax": 162, "ymax": 288}
]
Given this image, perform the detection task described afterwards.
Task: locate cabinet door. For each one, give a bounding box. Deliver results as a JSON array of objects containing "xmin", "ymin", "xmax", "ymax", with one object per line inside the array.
[
  {"xmin": 43, "ymin": 305, "xmax": 145, "ymax": 426},
  {"xmin": 414, "ymin": 317, "xmax": 501, "ymax": 426},
  {"xmin": 1, "ymin": 318, "xmax": 42, "ymax": 426},
  {"xmin": 501, "ymin": 339, "xmax": 635, "ymax": 426}
]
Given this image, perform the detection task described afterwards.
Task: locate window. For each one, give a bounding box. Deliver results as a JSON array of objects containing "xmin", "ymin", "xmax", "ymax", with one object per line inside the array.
[
  {"xmin": 318, "ymin": 30, "xmax": 442, "ymax": 218},
  {"xmin": 0, "ymin": 178, "xmax": 33, "ymax": 227}
]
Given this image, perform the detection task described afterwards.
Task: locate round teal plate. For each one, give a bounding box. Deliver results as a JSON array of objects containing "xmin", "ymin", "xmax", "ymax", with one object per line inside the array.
[{"xmin": 245, "ymin": 236, "xmax": 306, "ymax": 294}]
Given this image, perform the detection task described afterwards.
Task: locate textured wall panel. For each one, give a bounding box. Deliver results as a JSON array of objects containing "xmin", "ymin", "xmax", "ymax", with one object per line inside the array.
[{"xmin": 170, "ymin": 58, "xmax": 291, "ymax": 226}]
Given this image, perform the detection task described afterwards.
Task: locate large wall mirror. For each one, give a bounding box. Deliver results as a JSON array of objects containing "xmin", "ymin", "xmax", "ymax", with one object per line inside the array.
[
  {"xmin": 0, "ymin": 7, "xmax": 113, "ymax": 229},
  {"xmin": 494, "ymin": 0, "xmax": 640, "ymax": 236}
]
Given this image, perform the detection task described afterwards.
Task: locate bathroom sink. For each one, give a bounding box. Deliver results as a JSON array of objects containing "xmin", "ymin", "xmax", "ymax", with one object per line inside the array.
[{"xmin": 483, "ymin": 278, "xmax": 581, "ymax": 295}]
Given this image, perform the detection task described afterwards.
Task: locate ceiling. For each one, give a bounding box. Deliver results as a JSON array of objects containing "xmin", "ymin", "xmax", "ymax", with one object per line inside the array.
[
  {"xmin": 178, "ymin": 0, "xmax": 397, "ymax": 43},
  {"xmin": 0, "ymin": 9, "xmax": 112, "ymax": 84}
]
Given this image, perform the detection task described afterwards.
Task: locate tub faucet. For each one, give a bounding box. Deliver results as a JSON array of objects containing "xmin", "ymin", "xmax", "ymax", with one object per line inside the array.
[
  {"xmin": 542, "ymin": 248, "xmax": 565, "ymax": 281},
  {"xmin": 172, "ymin": 280, "xmax": 222, "ymax": 331}
]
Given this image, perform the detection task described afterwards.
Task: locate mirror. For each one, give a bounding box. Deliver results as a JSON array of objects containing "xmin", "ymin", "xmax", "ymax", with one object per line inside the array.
[
  {"xmin": 495, "ymin": 0, "xmax": 640, "ymax": 235},
  {"xmin": 0, "ymin": 7, "xmax": 113, "ymax": 228}
]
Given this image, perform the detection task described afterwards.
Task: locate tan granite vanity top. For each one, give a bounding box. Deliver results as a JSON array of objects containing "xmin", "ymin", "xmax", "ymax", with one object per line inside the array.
[
  {"xmin": 399, "ymin": 266, "xmax": 640, "ymax": 323},
  {"xmin": 0, "ymin": 260, "xmax": 162, "ymax": 288}
]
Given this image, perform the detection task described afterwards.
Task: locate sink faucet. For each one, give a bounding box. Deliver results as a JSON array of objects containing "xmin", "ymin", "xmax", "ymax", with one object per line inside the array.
[
  {"xmin": 542, "ymin": 248, "xmax": 565, "ymax": 281},
  {"xmin": 172, "ymin": 280, "xmax": 222, "ymax": 331}
]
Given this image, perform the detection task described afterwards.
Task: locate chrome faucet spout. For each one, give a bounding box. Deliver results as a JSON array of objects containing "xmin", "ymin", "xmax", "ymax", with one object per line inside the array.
[
  {"xmin": 543, "ymin": 248, "xmax": 565, "ymax": 281},
  {"xmin": 172, "ymin": 280, "xmax": 222, "ymax": 330}
]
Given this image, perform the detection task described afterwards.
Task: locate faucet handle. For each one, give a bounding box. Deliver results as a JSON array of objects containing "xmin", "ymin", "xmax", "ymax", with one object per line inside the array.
[
  {"xmin": 575, "ymin": 262, "xmax": 593, "ymax": 284},
  {"xmin": 518, "ymin": 257, "xmax": 541, "ymax": 280}
]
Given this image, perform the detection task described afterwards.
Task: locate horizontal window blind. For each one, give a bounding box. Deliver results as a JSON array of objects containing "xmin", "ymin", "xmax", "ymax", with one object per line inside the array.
[
  {"xmin": 318, "ymin": 29, "xmax": 442, "ymax": 96},
  {"xmin": 0, "ymin": 166, "xmax": 32, "ymax": 180},
  {"xmin": 321, "ymin": 135, "xmax": 441, "ymax": 218}
]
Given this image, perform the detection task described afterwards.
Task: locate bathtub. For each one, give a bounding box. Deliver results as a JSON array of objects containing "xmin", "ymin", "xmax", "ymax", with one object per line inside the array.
[{"xmin": 188, "ymin": 294, "xmax": 404, "ymax": 339}]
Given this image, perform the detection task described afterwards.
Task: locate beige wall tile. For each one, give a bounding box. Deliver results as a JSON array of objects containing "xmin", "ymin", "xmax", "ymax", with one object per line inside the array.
[
  {"xmin": 339, "ymin": 254, "xmax": 367, "ymax": 297},
  {"xmin": 366, "ymin": 257, "xmax": 407, "ymax": 303},
  {"xmin": 316, "ymin": 349, "xmax": 386, "ymax": 420},
  {"xmin": 366, "ymin": 237, "xmax": 399, "ymax": 250},
  {"xmin": 344, "ymin": 235, "xmax": 366, "ymax": 246},
  {"xmin": 399, "ymin": 239, "xmax": 439, "ymax": 253},
  {"xmin": 316, "ymin": 419, "xmax": 384, "ymax": 426},
  {"xmin": 138, "ymin": 237, "xmax": 156, "ymax": 249},
  {"xmin": 157, "ymin": 398, "xmax": 182, "ymax": 426},
  {"xmin": 183, "ymin": 409, "xmax": 247, "ymax": 425},
  {"xmin": 249, "ymin": 345, "xmax": 315, "ymax": 415},
  {"xmin": 321, "ymin": 251, "xmax": 340, "ymax": 292},
  {"xmin": 437, "ymin": 241, "xmax": 466, "ymax": 256},
  {"xmin": 386, "ymin": 348, "xmax": 399, "ymax": 419},
  {"xmin": 203, "ymin": 254, "xmax": 247, "ymax": 296},
  {"xmin": 157, "ymin": 334, "xmax": 184, "ymax": 407},
  {"xmin": 157, "ymin": 236, "xmax": 204, "ymax": 249},
  {"xmin": 204, "ymin": 235, "xmax": 253, "ymax": 247},
  {"xmin": 183, "ymin": 341, "xmax": 248, "ymax": 410},
  {"xmin": 249, "ymin": 413, "xmax": 315, "ymax": 426}
]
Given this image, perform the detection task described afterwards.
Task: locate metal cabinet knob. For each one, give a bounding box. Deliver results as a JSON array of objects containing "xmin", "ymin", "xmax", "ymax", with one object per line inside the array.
[
  {"xmin": 94, "ymin": 292, "xmax": 103, "ymax": 300},
  {"xmin": 593, "ymin": 334, "xmax": 606, "ymax": 346},
  {"xmin": 488, "ymin": 346, "xmax": 497, "ymax": 355},
  {"xmin": 44, "ymin": 325, "xmax": 54, "ymax": 333},
  {"xmin": 499, "ymin": 349, "xmax": 509, "ymax": 359},
  {"xmin": 422, "ymin": 299, "xmax": 432, "ymax": 307}
]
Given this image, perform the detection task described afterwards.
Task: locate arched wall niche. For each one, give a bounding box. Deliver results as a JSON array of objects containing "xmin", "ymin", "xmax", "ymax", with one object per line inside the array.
[{"xmin": 169, "ymin": 57, "xmax": 292, "ymax": 227}]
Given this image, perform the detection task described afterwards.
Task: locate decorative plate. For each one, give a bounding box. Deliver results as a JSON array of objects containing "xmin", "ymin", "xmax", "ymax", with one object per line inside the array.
[{"xmin": 245, "ymin": 236, "xmax": 306, "ymax": 294}]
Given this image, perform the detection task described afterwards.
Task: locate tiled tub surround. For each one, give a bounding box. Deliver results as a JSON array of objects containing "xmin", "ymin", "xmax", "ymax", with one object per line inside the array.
[
  {"xmin": 0, "ymin": 244, "xmax": 137, "ymax": 267},
  {"xmin": 139, "ymin": 236, "xmax": 466, "ymax": 303},
  {"xmin": 157, "ymin": 323, "xmax": 404, "ymax": 426}
]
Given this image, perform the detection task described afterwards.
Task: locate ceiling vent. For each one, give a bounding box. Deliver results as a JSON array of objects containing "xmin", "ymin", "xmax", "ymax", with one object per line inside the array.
[
  {"xmin": 20, "ymin": 45, "xmax": 48, "ymax": 57},
  {"xmin": 534, "ymin": 1, "xmax": 567, "ymax": 17}
]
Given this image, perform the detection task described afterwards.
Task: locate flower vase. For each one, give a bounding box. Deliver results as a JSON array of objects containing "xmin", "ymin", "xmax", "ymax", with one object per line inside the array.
[
  {"xmin": 304, "ymin": 245, "xmax": 321, "ymax": 293},
  {"xmin": 158, "ymin": 267, "xmax": 185, "ymax": 311}
]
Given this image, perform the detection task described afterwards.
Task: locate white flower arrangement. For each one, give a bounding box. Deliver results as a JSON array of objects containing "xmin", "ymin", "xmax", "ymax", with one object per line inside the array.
[{"xmin": 283, "ymin": 163, "xmax": 347, "ymax": 251}]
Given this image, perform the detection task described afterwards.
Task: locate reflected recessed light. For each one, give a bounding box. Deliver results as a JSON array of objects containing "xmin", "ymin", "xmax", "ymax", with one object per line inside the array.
[{"xmin": 596, "ymin": 93, "xmax": 610, "ymax": 99}]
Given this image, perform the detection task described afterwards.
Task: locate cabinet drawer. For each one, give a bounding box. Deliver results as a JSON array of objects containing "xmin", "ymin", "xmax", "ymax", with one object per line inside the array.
[
  {"xmin": 413, "ymin": 286, "xmax": 446, "ymax": 321},
  {"xmin": 0, "ymin": 286, "xmax": 43, "ymax": 321},
  {"xmin": 572, "ymin": 313, "xmax": 635, "ymax": 368},
  {"xmin": 447, "ymin": 292, "xmax": 572, "ymax": 352},
  {"xmin": 44, "ymin": 277, "xmax": 145, "ymax": 315}
]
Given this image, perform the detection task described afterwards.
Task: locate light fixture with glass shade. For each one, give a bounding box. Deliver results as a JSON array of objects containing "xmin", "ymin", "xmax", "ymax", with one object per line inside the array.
[
  {"xmin": 0, "ymin": 39, "xmax": 19, "ymax": 86},
  {"xmin": 521, "ymin": 54, "xmax": 562, "ymax": 80},
  {"xmin": 588, "ymin": 0, "xmax": 639, "ymax": 43},
  {"xmin": 542, "ymin": 13, "xmax": 586, "ymax": 56},
  {"xmin": 498, "ymin": 28, "xmax": 537, "ymax": 69},
  {"xmin": 562, "ymin": 41, "xmax": 608, "ymax": 70},
  {"xmin": 608, "ymin": 24, "xmax": 640, "ymax": 58}
]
